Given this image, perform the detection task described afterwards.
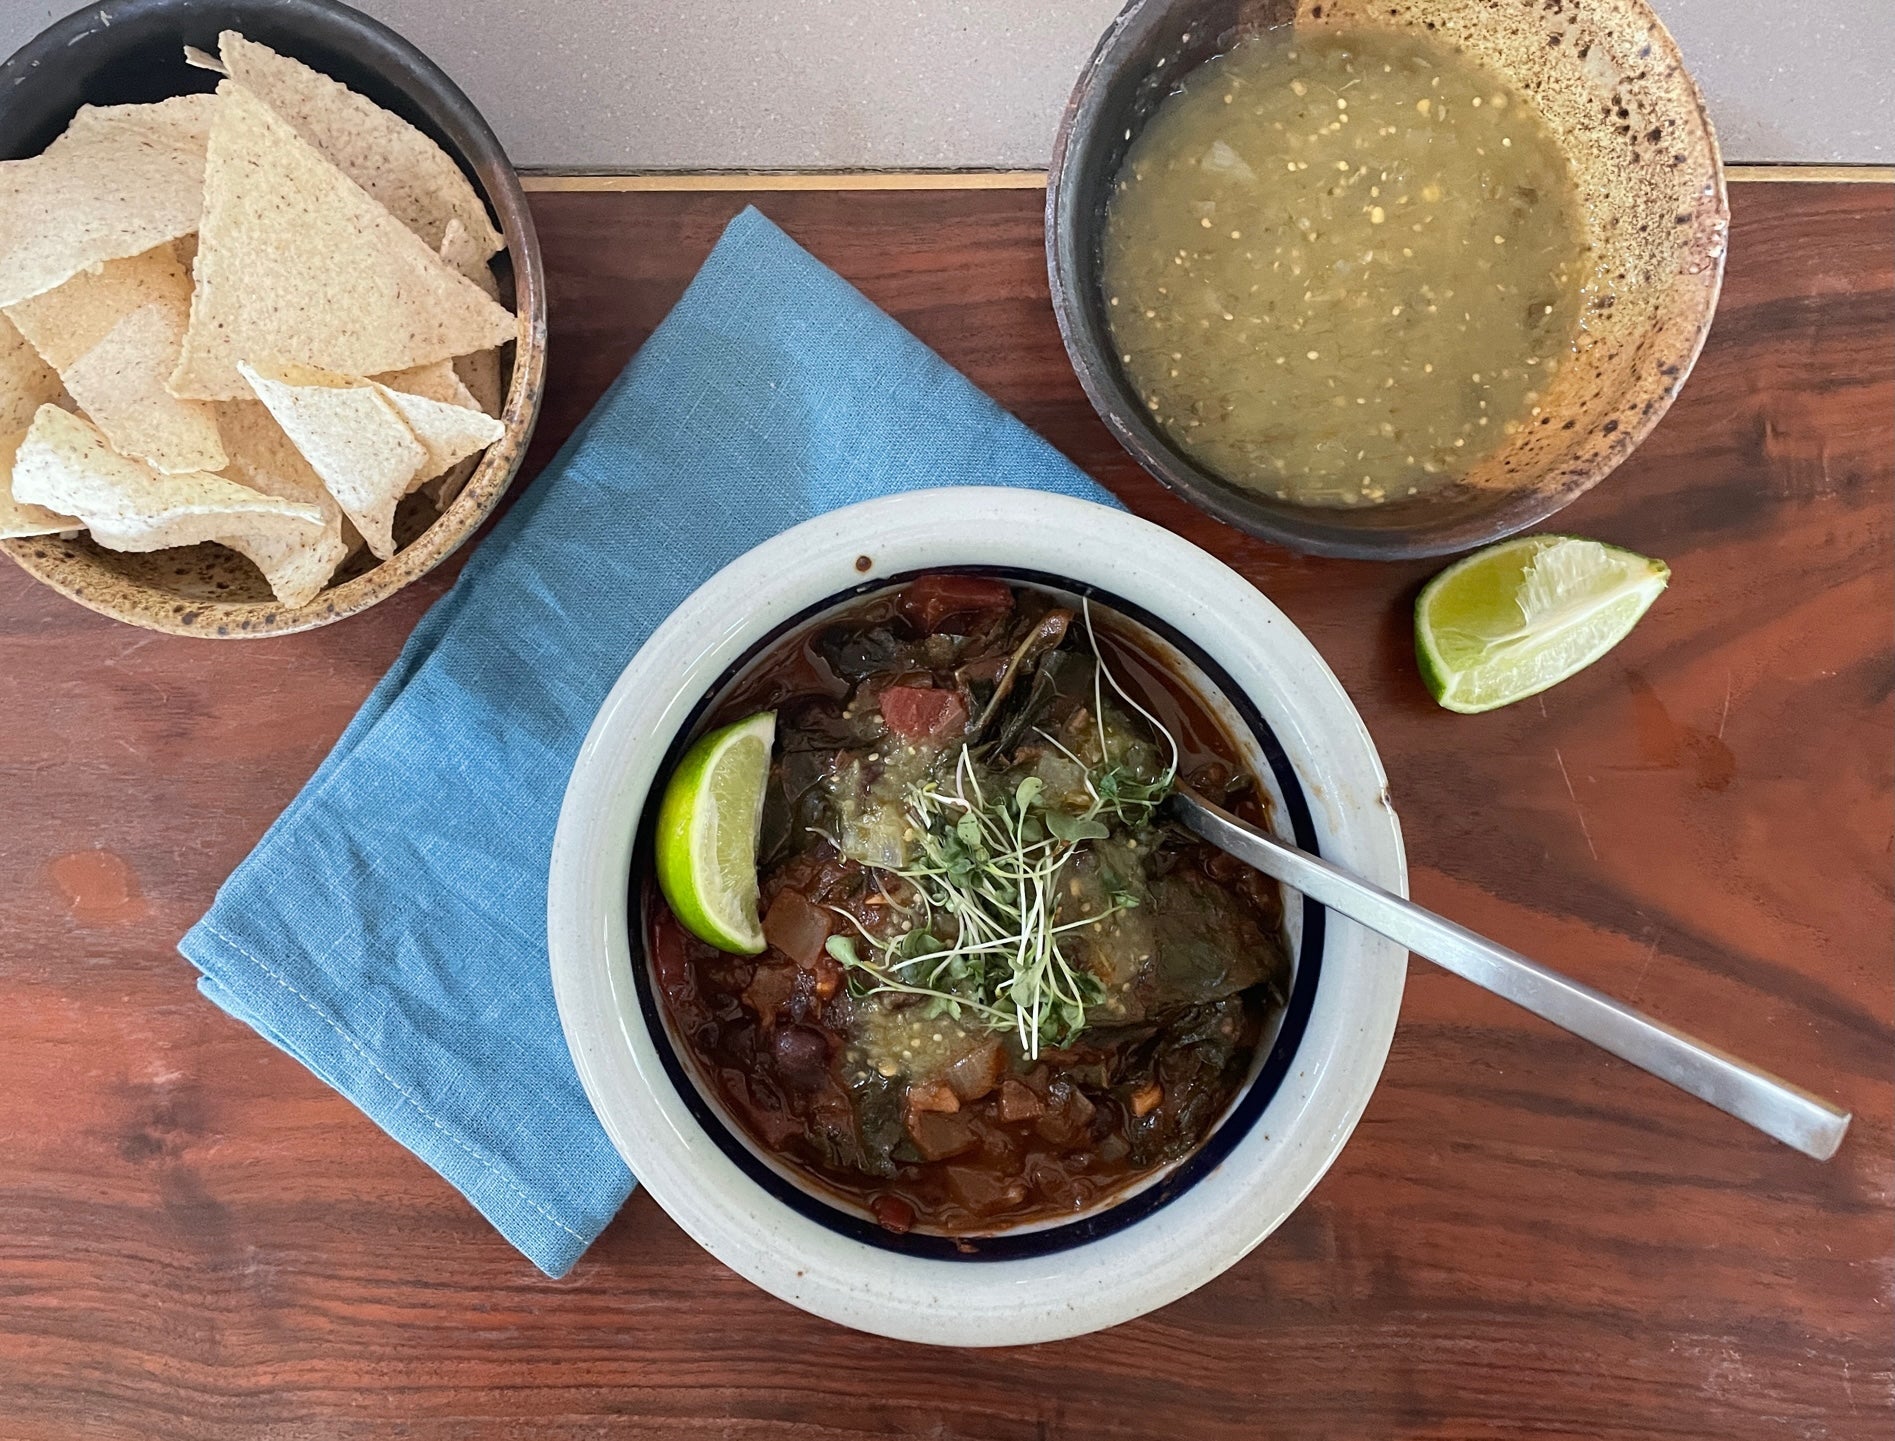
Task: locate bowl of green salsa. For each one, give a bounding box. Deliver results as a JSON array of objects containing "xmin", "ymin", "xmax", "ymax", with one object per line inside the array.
[{"xmin": 1048, "ymin": 0, "xmax": 1726, "ymax": 559}]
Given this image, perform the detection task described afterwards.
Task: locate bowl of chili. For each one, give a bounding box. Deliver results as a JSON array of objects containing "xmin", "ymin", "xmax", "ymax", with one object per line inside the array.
[{"xmin": 548, "ymin": 487, "xmax": 1407, "ymax": 1344}]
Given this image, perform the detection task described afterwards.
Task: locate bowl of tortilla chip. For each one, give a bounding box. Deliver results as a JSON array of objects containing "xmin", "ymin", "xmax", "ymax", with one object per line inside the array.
[{"xmin": 0, "ymin": 0, "xmax": 544, "ymax": 636}]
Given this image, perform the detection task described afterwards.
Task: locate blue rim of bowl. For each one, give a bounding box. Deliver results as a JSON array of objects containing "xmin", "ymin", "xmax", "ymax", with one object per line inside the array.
[{"xmin": 624, "ymin": 566, "xmax": 1327, "ymax": 1261}]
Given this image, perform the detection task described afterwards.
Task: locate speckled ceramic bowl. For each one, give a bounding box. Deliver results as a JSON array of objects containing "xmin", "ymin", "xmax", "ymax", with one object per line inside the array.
[
  {"xmin": 0, "ymin": 0, "xmax": 545, "ymax": 636},
  {"xmin": 1048, "ymin": 0, "xmax": 1728, "ymax": 559},
  {"xmin": 548, "ymin": 489, "xmax": 1408, "ymax": 1345}
]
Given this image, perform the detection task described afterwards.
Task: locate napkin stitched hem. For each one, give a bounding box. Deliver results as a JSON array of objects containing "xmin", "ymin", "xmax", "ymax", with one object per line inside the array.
[{"xmin": 198, "ymin": 922, "xmax": 589, "ymax": 1246}]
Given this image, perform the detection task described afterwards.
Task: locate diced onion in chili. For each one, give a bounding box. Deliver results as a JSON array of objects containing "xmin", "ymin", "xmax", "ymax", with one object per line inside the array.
[{"xmin": 762, "ymin": 889, "xmax": 833, "ymax": 967}]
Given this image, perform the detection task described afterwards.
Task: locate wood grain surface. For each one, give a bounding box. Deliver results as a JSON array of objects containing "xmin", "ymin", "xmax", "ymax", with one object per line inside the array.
[{"xmin": 0, "ymin": 182, "xmax": 1887, "ymax": 1440}]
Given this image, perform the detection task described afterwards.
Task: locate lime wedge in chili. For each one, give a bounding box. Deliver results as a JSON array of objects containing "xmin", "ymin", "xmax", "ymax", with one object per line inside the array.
[{"xmin": 654, "ymin": 711, "xmax": 775, "ymax": 953}]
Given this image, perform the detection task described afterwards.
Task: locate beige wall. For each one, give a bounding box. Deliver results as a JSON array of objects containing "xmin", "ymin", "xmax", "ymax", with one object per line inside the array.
[{"xmin": 2, "ymin": 0, "xmax": 1885, "ymax": 168}]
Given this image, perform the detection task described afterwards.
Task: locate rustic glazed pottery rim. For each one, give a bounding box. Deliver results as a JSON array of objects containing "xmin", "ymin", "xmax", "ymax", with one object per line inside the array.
[{"xmin": 0, "ymin": 0, "xmax": 547, "ymax": 637}]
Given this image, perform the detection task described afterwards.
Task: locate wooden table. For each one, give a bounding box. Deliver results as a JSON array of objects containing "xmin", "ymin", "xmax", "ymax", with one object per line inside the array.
[{"xmin": 0, "ymin": 179, "xmax": 1887, "ymax": 1440}]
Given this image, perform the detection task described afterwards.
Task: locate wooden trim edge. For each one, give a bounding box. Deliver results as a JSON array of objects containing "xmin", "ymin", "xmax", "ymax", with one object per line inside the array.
[
  {"xmin": 519, "ymin": 163, "xmax": 1893, "ymax": 193},
  {"xmin": 1724, "ymin": 164, "xmax": 1895, "ymax": 184},
  {"xmin": 519, "ymin": 170, "xmax": 1050, "ymax": 192}
]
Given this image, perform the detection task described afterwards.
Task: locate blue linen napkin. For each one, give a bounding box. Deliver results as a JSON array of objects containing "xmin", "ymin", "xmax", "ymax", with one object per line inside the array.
[{"xmin": 180, "ymin": 206, "xmax": 1118, "ymax": 1278}]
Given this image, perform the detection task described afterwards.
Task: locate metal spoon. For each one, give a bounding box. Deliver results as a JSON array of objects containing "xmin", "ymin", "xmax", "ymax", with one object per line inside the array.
[{"xmin": 1167, "ymin": 787, "xmax": 1851, "ymax": 1161}]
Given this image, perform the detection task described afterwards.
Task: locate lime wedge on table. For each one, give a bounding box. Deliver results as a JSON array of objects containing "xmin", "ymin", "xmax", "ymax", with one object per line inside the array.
[
  {"xmin": 655, "ymin": 712, "xmax": 776, "ymax": 954},
  {"xmin": 1417, "ymin": 536, "xmax": 1669, "ymax": 714}
]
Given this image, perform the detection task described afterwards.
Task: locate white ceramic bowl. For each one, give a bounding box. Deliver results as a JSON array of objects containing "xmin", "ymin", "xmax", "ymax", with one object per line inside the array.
[{"xmin": 548, "ymin": 488, "xmax": 1407, "ymax": 1345}]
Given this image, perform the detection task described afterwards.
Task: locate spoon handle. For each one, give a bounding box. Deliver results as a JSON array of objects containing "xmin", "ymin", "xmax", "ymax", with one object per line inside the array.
[{"xmin": 1169, "ymin": 788, "xmax": 1851, "ymax": 1161}]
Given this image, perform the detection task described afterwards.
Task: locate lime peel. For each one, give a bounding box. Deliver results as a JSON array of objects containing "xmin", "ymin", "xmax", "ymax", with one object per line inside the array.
[
  {"xmin": 1417, "ymin": 535, "xmax": 1668, "ymax": 714},
  {"xmin": 655, "ymin": 711, "xmax": 776, "ymax": 953}
]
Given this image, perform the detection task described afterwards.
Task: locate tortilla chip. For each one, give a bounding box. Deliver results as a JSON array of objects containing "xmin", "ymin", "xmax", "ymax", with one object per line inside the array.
[
  {"xmin": 438, "ymin": 346, "xmax": 505, "ymax": 507},
  {"xmin": 0, "ymin": 314, "xmax": 63, "ymax": 433},
  {"xmin": 170, "ymin": 83, "xmax": 516, "ymax": 400},
  {"xmin": 370, "ymin": 359, "xmax": 489, "ymax": 508},
  {"xmin": 436, "ymin": 219, "xmax": 507, "ymax": 422},
  {"xmin": 215, "ymin": 399, "xmax": 341, "ymax": 516},
  {"xmin": 372, "ymin": 359, "xmax": 478, "ymax": 410},
  {"xmin": 0, "ymin": 426, "xmax": 81, "ymax": 538},
  {"xmin": 65, "ymin": 307, "xmax": 229, "ymax": 473},
  {"xmin": 5, "ymin": 245, "xmax": 191, "ymax": 368},
  {"xmin": 0, "ymin": 95, "xmax": 215, "ymax": 309},
  {"xmin": 373, "ymin": 360, "xmax": 498, "ymax": 509},
  {"xmin": 183, "ymin": 45, "xmax": 227, "ymax": 75},
  {"xmin": 420, "ymin": 456, "xmax": 472, "ymax": 510},
  {"xmin": 375, "ymin": 381, "xmax": 503, "ymax": 484},
  {"xmin": 11, "ymin": 404, "xmax": 322, "ymax": 557},
  {"xmin": 6, "ymin": 248, "xmax": 226, "ymax": 473},
  {"xmin": 219, "ymin": 32, "xmax": 504, "ymax": 259},
  {"xmin": 237, "ymin": 360, "xmax": 423, "ymax": 560},
  {"xmin": 213, "ymin": 400, "xmax": 350, "ymax": 605},
  {"xmin": 438, "ymin": 217, "xmax": 500, "ymax": 299},
  {"xmin": 453, "ymin": 348, "xmax": 504, "ymax": 418}
]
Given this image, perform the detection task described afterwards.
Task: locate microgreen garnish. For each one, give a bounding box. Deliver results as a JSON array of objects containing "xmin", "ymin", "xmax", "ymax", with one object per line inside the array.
[{"xmin": 825, "ymin": 603, "xmax": 1179, "ymax": 1057}]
